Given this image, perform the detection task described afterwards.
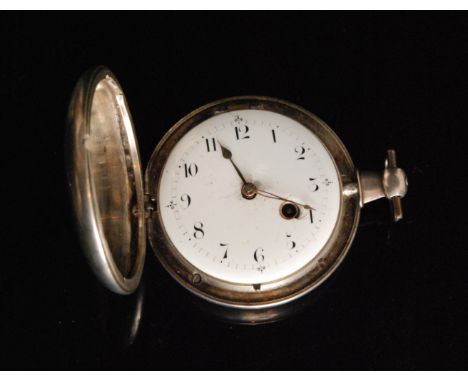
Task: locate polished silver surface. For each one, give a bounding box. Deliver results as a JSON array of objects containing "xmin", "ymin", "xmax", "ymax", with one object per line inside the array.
[
  {"xmin": 358, "ymin": 149, "xmax": 408, "ymax": 221},
  {"xmin": 66, "ymin": 66, "xmax": 146, "ymax": 294},
  {"xmin": 66, "ymin": 66, "xmax": 409, "ymax": 312}
]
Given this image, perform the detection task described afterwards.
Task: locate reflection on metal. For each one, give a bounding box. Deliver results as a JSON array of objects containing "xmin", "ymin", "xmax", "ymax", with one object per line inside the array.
[
  {"xmin": 358, "ymin": 150, "xmax": 408, "ymax": 221},
  {"xmin": 66, "ymin": 67, "xmax": 146, "ymax": 295},
  {"xmin": 127, "ymin": 283, "xmax": 144, "ymax": 346},
  {"xmin": 67, "ymin": 67, "xmax": 409, "ymax": 322},
  {"xmin": 98, "ymin": 282, "xmax": 145, "ymax": 349},
  {"xmin": 190, "ymin": 268, "xmax": 338, "ymax": 325}
]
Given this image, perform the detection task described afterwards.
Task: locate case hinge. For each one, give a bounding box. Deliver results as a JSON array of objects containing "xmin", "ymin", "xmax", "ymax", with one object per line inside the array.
[{"xmin": 144, "ymin": 193, "xmax": 157, "ymax": 219}]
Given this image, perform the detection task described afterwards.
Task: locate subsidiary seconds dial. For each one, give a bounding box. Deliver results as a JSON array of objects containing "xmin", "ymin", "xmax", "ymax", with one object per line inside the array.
[{"xmin": 159, "ymin": 109, "xmax": 341, "ymax": 285}]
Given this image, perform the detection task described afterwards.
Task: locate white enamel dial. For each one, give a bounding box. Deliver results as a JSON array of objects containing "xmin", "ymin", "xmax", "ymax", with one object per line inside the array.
[{"xmin": 158, "ymin": 109, "xmax": 341, "ymax": 285}]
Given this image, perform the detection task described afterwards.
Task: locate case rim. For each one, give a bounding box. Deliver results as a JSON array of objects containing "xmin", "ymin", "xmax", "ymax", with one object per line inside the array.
[
  {"xmin": 67, "ymin": 67, "xmax": 361, "ymax": 306},
  {"xmin": 66, "ymin": 66, "xmax": 146, "ymax": 294},
  {"xmin": 145, "ymin": 96, "xmax": 361, "ymax": 308}
]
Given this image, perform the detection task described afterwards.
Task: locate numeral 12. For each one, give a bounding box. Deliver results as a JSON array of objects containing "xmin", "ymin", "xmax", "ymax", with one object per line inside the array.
[{"xmin": 235, "ymin": 125, "xmax": 250, "ymax": 140}]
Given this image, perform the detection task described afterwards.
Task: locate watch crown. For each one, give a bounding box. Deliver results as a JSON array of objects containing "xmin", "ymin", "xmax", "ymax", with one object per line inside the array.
[
  {"xmin": 383, "ymin": 150, "xmax": 408, "ymax": 221},
  {"xmin": 358, "ymin": 149, "xmax": 408, "ymax": 222}
]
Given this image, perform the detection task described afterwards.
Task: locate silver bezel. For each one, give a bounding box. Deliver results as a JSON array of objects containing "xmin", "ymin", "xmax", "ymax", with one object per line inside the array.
[
  {"xmin": 145, "ymin": 96, "xmax": 361, "ymax": 308},
  {"xmin": 66, "ymin": 67, "xmax": 146, "ymax": 295}
]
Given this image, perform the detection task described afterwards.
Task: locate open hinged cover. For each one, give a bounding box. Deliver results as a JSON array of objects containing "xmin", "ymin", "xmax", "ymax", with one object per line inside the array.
[{"xmin": 66, "ymin": 66, "xmax": 146, "ymax": 294}]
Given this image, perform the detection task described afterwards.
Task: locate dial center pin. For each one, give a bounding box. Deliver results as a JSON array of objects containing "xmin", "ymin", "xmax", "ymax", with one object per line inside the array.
[{"xmin": 241, "ymin": 182, "xmax": 258, "ymax": 200}]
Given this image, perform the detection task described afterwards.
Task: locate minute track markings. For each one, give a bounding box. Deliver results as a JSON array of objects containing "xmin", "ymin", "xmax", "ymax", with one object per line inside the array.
[{"xmin": 160, "ymin": 109, "xmax": 340, "ymax": 284}]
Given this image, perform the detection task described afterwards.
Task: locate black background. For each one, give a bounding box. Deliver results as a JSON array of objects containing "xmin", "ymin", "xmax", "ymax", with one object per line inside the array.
[{"xmin": 2, "ymin": 13, "xmax": 468, "ymax": 370}]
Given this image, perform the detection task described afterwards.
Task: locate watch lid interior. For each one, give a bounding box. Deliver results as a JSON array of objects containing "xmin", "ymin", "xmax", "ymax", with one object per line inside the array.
[{"xmin": 66, "ymin": 66, "xmax": 146, "ymax": 294}]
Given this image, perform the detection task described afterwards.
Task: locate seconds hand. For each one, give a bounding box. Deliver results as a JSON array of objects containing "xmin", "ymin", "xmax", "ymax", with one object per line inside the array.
[{"xmin": 256, "ymin": 189, "xmax": 315, "ymax": 211}]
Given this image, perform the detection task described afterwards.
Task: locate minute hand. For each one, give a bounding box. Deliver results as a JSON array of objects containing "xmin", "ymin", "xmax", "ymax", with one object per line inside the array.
[{"xmin": 256, "ymin": 188, "xmax": 315, "ymax": 210}]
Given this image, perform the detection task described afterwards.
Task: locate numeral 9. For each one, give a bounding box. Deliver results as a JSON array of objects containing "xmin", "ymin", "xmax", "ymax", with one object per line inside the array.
[{"xmin": 180, "ymin": 193, "xmax": 191, "ymax": 209}]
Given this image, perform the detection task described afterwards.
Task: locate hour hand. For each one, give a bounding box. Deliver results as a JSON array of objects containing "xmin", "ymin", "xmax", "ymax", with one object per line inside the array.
[
  {"xmin": 219, "ymin": 143, "xmax": 232, "ymax": 160},
  {"xmin": 218, "ymin": 142, "xmax": 248, "ymax": 185}
]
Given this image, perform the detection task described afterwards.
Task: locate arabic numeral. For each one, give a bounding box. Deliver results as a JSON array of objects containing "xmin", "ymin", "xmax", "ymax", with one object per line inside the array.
[
  {"xmin": 286, "ymin": 234, "xmax": 296, "ymax": 249},
  {"xmin": 235, "ymin": 125, "xmax": 250, "ymax": 140},
  {"xmin": 309, "ymin": 178, "xmax": 319, "ymax": 192},
  {"xmin": 180, "ymin": 193, "xmax": 191, "ymax": 209},
  {"xmin": 253, "ymin": 247, "xmax": 264, "ymax": 262},
  {"xmin": 205, "ymin": 138, "xmax": 217, "ymax": 152},
  {"xmin": 219, "ymin": 243, "xmax": 229, "ymax": 262},
  {"xmin": 193, "ymin": 222, "xmax": 204, "ymax": 239},
  {"xmin": 295, "ymin": 146, "xmax": 305, "ymax": 160},
  {"xmin": 184, "ymin": 163, "xmax": 198, "ymax": 177}
]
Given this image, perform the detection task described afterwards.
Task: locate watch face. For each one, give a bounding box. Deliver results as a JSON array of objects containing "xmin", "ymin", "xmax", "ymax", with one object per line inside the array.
[{"xmin": 158, "ymin": 108, "xmax": 341, "ymax": 285}]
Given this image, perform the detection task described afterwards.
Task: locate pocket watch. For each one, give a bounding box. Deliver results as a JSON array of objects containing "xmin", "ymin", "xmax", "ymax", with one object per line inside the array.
[{"xmin": 66, "ymin": 66, "xmax": 408, "ymax": 318}]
